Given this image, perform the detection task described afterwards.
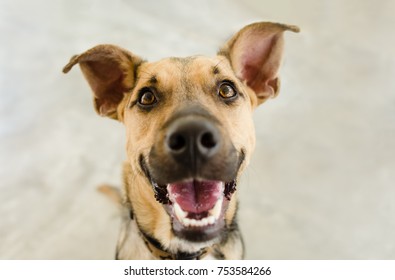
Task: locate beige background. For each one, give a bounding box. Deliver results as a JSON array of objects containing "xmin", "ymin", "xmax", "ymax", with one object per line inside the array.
[{"xmin": 1, "ymin": 0, "xmax": 394, "ymax": 259}]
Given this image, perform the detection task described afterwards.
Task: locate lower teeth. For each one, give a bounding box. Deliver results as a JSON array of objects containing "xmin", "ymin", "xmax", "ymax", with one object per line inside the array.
[
  {"xmin": 174, "ymin": 196, "xmax": 223, "ymax": 227},
  {"xmin": 182, "ymin": 216, "xmax": 215, "ymax": 227}
]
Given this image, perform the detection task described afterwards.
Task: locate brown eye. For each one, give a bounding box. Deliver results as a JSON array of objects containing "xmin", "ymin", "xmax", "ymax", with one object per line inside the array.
[
  {"xmin": 138, "ymin": 90, "xmax": 157, "ymax": 106},
  {"xmin": 218, "ymin": 82, "xmax": 237, "ymax": 99}
]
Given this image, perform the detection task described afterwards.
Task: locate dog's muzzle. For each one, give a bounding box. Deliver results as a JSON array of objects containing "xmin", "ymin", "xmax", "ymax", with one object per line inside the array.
[{"xmin": 142, "ymin": 111, "xmax": 243, "ymax": 242}]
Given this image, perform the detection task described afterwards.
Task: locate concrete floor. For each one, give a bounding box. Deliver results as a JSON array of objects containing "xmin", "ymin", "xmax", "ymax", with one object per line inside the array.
[{"xmin": 1, "ymin": 0, "xmax": 394, "ymax": 259}]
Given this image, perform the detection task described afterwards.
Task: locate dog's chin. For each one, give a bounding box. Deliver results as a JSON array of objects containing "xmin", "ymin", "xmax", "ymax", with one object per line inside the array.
[{"xmin": 152, "ymin": 178, "xmax": 236, "ymax": 243}]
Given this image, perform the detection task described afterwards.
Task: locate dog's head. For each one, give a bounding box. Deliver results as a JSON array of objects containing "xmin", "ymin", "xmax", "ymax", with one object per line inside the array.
[{"xmin": 64, "ymin": 22, "xmax": 298, "ymax": 249}]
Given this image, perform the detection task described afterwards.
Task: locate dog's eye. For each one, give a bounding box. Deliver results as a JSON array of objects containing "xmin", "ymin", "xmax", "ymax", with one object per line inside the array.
[
  {"xmin": 218, "ymin": 82, "xmax": 237, "ymax": 100},
  {"xmin": 138, "ymin": 89, "xmax": 157, "ymax": 106}
]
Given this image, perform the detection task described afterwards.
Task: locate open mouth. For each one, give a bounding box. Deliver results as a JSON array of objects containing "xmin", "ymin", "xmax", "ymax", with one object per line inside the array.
[
  {"xmin": 141, "ymin": 156, "xmax": 237, "ymax": 242},
  {"xmin": 168, "ymin": 179, "xmax": 235, "ymax": 223},
  {"xmin": 139, "ymin": 150, "xmax": 241, "ymax": 242},
  {"xmin": 160, "ymin": 179, "xmax": 236, "ymax": 242}
]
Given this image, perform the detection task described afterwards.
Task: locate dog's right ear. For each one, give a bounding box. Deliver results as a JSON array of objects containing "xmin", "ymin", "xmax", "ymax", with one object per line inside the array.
[{"xmin": 63, "ymin": 44, "xmax": 144, "ymax": 120}]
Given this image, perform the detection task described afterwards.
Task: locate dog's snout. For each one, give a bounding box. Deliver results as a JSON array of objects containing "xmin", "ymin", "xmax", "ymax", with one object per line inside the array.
[
  {"xmin": 166, "ymin": 118, "xmax": 220, "ymax": 160},
  {"xmin": 150, "ymin": 114, "xmax": 239, "ymax": 184}
]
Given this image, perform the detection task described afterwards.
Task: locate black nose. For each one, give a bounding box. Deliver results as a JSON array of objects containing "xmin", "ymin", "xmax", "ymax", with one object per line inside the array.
[{"xmin": 166, "ymin": 118, "xmax": 221, "ymax": 163}]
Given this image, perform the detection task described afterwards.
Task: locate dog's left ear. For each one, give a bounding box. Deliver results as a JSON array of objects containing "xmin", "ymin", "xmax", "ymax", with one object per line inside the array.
[
  {"xmin": 219, "ymin": 22, "xmax": 299, "ymax": 105},
  {"xmin": 63, "ymin": 44, "xmax": 144, "ymax": 119}
]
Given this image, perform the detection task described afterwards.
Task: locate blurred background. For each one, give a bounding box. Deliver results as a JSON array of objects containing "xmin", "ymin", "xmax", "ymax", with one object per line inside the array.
[{"xmin": 1, "ymin": 0, "xmax": 394, "ymax": 259}]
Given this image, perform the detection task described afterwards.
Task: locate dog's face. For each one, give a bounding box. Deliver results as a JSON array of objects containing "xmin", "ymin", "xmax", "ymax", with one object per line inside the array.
[
  {"xmin": 63, "ymin": 22, "xmax": 298, "ymax": 248},
  {"xmin": 124, "ymin": 56, "xmax": 256, "ymax": 242}
]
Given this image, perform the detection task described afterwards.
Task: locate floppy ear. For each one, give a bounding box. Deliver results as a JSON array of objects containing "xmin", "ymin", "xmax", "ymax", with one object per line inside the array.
[
  {"xmin": 219, "ymin": 22, "xmax": 299, "ymax": 105},
  {"xmin": 63, "ymin": 44, "xmax": 144, "ymax": 119}
]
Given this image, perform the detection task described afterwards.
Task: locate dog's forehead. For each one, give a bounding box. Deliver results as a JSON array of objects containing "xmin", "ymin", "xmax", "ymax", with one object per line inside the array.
[{"xmin": 137, "ymin": 56, "xmax": 233, "ymax": 83}]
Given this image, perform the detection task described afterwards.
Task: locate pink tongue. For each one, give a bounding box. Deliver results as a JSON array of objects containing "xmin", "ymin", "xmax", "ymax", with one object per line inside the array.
[{"xmin": 168, "ymin": 180, "xmax": 222, "ymax": 213}]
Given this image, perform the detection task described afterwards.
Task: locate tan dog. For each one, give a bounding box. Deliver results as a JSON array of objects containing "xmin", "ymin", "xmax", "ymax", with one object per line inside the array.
[{"xmin": 63, "ymin": 22, "xmax": 298, "ymax": 260}]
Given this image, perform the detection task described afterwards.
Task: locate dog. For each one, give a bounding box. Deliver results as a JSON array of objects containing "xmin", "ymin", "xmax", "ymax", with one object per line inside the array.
[{"xmin": 63, "ymin": 22, "xmax": 299, "ymax": 260}]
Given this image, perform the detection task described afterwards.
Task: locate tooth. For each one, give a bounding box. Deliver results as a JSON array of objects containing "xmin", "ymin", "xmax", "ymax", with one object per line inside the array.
[
  {"xmin": 174, "ymin": 203, "xmax": 187, "ymax": 220},
  {"xmin": 183, "ymin": 218, "xmax": 191, "ymax": 227},
  {"xmin": 207, "ymin": 216, "xmax": 215, "ymax": 225},
  {"xmin": 180, "ymin": 212, "xmax": 222, "ymax": 228},
  {"xmin": 209, "ymin": 196, "xmax": 223, "ymax": 220}
]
